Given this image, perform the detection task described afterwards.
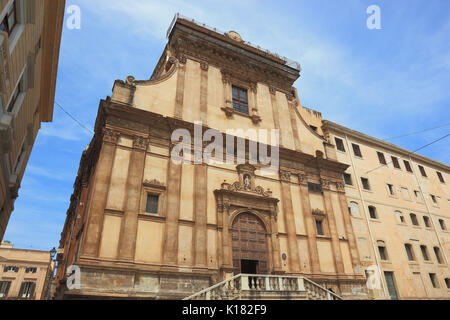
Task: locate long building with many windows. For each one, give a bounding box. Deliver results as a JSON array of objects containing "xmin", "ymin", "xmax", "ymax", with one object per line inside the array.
[
  {"xmin": 54, "ymin": 15, "xmax": 449, "ymax": 300},
  {"xmin": 0, "ymin": 0, "xmax": 65, "ymax": 241}
]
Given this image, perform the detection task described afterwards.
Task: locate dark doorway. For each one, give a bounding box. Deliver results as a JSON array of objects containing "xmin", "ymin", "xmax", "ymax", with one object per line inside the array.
[{"xmin": 241, "ymin": 259, "xmax": 258, "ymax": 274}]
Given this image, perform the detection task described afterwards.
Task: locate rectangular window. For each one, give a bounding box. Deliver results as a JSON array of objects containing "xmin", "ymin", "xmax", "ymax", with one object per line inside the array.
[
  {"xmin": 25, "ymin": 267, "xmax": 37, "ymax": 273},
  {"xmin": 429, "ymin": 273, "xmax": 439, "ymax": 288},
  {"xmin": 405, "ymin": 244, "xmax": 415, "ymax": 261},
  {"xmin": 384, "ymin": 272, "xmax": 398, "ymax": 300},
  {"xmin": 403, "ymin": 160, "xmax": 413, "ymax": 172},
  {"xmin": 7, "ymin": 84, "xmax": 20, "ymax": 113},
  {"xmin": 352, "ymin": 143, "xmax": 362, "ymax": 157},
  {"xmin": 378, "ymin": 245, "xmax": 388, "ymax": 261},
  {"xmin": 4, "ymin": 266, "xmax": 19, "ymax": 272},
  {"xmin": 436, "ymin": 171, "xmax": 445, "ymax": 183},
  {"xmin": 418, "ymin": 165, "xmax": 427, "ymax": 177},
  {"xmin": 308, "ymin": 182, "xmax": 323, "ymax": 193},
  {"xmin": 361, "ymin": 178, "xmax": 370, "ymax": 190},
  {"xmin": 395, "ymin": 211, "xmax": 405, "ymax": 224},
  {"xmin": 343, "ymin": 173, "xmax": 352, "ymax": 185},
  {"xmin": 0, "ymin": 1, "xmax": 17, "ymax": 36},
  {"xmin": 423, "ymin": 216, "xmax": 431, "ymax": 228},
  {"xmin": 315, "ymin": 219, "xmax": 324, "ymax": 236},
  {"xmin": 18, "ymin": 282, "xmax": 35, "ymax": 299},
  {"xmin": 430, "ymin": 195, "xmax": 437, "ymax": 206},
  {"xmin": 414, "ymin": 190, "xmax": 421, "ymax": 201},
  {"xmin": 145, "ymin": 194, "xmax": 159, "ymax": 214},
  {"xmin": 387, "ymin": 184, "xmax": 395, "ymax": 196},
  {"xmin": 391, "ymin": 156, "xmax": 401, "ymax": 169},
  {"xmin": 439, "ymin": 219, "xmax": 446, "ymax": 230},
  {"xmin": 410, "ymin": 213, "xmax": 419, "ymax": 226},
  {"xmin": 377, "ymin": 152, "xmax": 387, "ymax": 165},
  {"xmin": 14, "ymin": 143, "xmax": 26, "ymax": 174},
  {"xmin": 232, "ymin": 86, "xmax": 248, "ymax": 114},
  {"xmin": 420, "ymin": 245, "xmax": 429, "ymax": 261},
  {"xmin": 368, "ymin": 206, "xmax": 377, "ymax": 219},
  {"xmin": 335, "ymin": 137, "xmax": 345, "ymax": 152},
  {"xmin": 433, "ymin": 247, "xmax": 443, "ymax": 264},
  {"xmin": 0, "ymin": 281, "xmax": 11, "ymax": 298}
]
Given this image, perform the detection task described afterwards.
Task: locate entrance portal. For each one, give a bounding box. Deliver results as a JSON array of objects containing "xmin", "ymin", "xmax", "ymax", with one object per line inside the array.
[
  {"xmin": 231, "ymin": 213, "xmax": 269, "ymax": 275},
  {"xmin": 241, "ymin": 259, "xmax": 258, "ymax": 274}
]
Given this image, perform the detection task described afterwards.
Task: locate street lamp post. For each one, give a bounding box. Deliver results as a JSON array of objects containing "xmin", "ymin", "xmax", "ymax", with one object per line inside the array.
[{"xmin": 46, "ymin": 247, "xmax": 57, "ymax": 300}]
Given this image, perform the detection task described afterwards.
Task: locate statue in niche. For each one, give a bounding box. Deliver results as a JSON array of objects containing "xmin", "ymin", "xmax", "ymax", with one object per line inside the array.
[{"xmin": 243, "ymin": 174, "xmax": 251, "ymax": 191}]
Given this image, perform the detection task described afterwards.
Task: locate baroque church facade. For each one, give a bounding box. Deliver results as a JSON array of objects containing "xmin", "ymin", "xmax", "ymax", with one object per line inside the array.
[{"xmin": 54, "ymin": 15, "xmax": 449, "ymax": 300}]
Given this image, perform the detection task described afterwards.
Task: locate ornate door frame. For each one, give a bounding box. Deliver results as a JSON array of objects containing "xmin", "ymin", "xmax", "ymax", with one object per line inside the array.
[{"xmin": 214, "ymin": 164, "xmax": 284, "ymax": 278}]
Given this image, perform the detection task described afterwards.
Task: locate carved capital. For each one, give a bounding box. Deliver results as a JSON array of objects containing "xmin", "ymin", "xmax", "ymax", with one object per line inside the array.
[
  {"xmin": 103, "ymin": 128, "xmax": 120, "ymax": 144},
  {"xmin": 178, "ymin": 54, "xmax": 187, "ymax": 65},
  {"xmin": 298, "ymin": 173, "xmax": 307, "ymax": 185},
  {"xmin": 133, "ymin": 136, "xmax": 149, "ymax": 151},
  {"xmin": 320, "ymin": 178, "xmax": 331, "ymax": 190},
  {"xmin": 221, "ymin": 71, "xmax": 231, "ymax": 85},
  {"xmin": 279, "ymin": 170, "xmax": 291, "ymax": 182},
  {"xmin": 336, "ymin": 182, "xmax": 345, "ymax": 192}
]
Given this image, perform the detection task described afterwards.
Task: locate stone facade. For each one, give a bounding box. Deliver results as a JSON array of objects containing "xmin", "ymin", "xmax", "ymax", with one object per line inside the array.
[
  {"xmin": 54, "ymin": 16, "xmax": 449, "ymax": 300},
  {"xmin": 0, "ymin": 0, "xmax": 65, "ymax": 241},
  {"xmin": 0, "ymin": 241, "xmax": 55, "ymax": 299}
]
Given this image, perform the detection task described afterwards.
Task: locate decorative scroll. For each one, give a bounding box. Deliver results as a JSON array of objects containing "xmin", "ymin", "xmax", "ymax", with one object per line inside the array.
[{"xmin": 220, "ymin": 180, "xmax": 272, "ymax": 197}]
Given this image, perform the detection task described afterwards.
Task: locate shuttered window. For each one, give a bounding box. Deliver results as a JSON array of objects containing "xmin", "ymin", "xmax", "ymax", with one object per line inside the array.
[{"xmin": 232, "ymin": 86, "xmax": 248, "ymax": 114}]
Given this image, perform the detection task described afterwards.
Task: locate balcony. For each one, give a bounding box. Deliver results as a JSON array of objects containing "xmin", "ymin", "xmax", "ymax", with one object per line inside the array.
[{"xmin": 183, "ymin": 274, "xmax": 342, "ymax": 300}]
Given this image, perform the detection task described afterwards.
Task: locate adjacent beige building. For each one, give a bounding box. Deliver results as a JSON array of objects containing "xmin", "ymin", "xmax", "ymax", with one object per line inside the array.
[
  {"xmin": 0, "ymin": 241, "xmax": 55, "ymax": 299},
  {"xmin": 54, "ymin": 15, "xmax": 449, "ymax": 300},
  {"xmin": 0, "ymin": 0, "xmax": 65, "ymax": 241}
]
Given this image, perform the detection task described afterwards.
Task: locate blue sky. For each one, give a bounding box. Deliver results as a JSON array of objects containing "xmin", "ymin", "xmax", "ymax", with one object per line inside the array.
[{"xmin": 3, "ymin": 0, "xmax": 449, "ymax": 250}]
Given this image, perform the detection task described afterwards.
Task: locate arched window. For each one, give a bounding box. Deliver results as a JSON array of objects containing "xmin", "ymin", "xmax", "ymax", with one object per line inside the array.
[{"xmin": 349, "ymin": 202, "xmax": 360, "ymax": 217}]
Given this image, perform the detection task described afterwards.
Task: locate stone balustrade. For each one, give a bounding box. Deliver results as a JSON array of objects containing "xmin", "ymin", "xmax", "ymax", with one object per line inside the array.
[{"xmin": 183, "ymin": 274, "xmax": 342, "ymax": 300}]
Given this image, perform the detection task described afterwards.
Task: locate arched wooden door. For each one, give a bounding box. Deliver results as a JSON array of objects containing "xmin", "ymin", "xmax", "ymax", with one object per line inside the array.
[{"xmin": 231, "ymin": 213, "xmax": 269, "ymax": 275}]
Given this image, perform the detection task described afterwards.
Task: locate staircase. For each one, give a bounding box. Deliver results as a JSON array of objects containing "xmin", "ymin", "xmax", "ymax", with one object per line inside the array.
[{"xmin": 183, "ymin": 274, "xmax": 342, "ymax": 300}]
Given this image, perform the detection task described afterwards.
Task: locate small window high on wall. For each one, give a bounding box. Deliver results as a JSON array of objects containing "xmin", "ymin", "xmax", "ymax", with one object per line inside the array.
[
  {"xmin": 232, "ymin": 85, "xmax": 248, "ymax": 114},
  {"xmin": 335, "ymin": 137, "xmax": 345, "ymax": 152}
]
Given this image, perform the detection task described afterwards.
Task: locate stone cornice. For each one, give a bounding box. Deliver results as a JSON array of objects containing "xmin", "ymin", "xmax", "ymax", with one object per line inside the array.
[
  {"xmin": 168, "ymin": 22, "xmax": 299, "ymax": 93},
  {"xmin": 322, "ymin": 120, "xmax": 450, "ymax": 171}
]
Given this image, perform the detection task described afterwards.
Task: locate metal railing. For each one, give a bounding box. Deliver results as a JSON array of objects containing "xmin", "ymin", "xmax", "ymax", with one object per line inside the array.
[
  {"xmin": 183, "ymin": 274, "xmax": 342, "ymax": 300},
  {"xmin": 166, "ymin": 13, "xmax": 301, "ymax": 71}
]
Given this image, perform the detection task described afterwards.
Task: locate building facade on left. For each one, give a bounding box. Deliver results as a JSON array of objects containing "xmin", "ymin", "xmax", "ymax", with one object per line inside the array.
[
  {"xmin": 0, "ymin": 241, "xmax": 55, "ymax": 299},
  {"xmin": 0, "ymin": 0, "xmax": 65, "ymax": 240}
]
